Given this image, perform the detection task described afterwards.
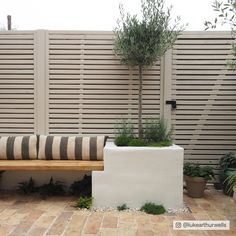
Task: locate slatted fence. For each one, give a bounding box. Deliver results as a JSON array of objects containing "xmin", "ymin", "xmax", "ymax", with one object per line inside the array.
[
  {"xmin": 0, "ymin": 31, "xmax": 35, "ymax": 135},
  {"xmin": 171, "ymin": 32, "xmax": 236, "ymax": 172},
  {"xmin": 0, "ymin": 30, "xmax": 236, "ymax": 172}
]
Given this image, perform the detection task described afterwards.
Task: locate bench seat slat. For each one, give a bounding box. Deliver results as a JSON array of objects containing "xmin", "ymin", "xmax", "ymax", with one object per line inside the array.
[{"xmin": 0, "ymin": 160, "xmax": 104, "ymax": 171}]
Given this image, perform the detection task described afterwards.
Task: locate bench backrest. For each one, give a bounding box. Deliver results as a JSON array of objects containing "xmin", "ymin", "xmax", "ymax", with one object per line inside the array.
[{"xmin": 0, "ymin": 135, "xmax": 108, "ymax": 161}]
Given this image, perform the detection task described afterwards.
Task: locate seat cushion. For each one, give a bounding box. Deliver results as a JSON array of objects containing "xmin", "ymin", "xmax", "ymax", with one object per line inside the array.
[
  {"xmin": 38, "ymin": 135, "xmax": 108, "ymax": 160},
  {"xmin": 0, "ymin": 135, "xmax": 38, "ymax": 160}
]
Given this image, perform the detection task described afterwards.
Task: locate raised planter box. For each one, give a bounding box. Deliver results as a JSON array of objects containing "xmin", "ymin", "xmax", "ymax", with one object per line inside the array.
[{"xmin": 92, "ymin": 142, "xmax": 184, "ymax": 209}]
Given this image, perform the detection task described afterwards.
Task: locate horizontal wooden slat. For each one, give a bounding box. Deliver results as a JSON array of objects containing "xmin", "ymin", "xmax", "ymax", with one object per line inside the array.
[{"xmin": 0, "ymin": 160, "xmax": 104, "ymax": 171}]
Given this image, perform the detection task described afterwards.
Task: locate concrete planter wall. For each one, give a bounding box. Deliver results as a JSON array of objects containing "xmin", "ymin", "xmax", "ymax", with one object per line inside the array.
[{"xmin": 92, "ymin": 142, "xmax": 184, "ymax": 209}]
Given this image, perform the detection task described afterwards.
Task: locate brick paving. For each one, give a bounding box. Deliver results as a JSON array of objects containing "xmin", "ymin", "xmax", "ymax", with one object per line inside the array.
[{"xmin": 0, "ymin": 187, "xmax": 235, "ymax": 236}]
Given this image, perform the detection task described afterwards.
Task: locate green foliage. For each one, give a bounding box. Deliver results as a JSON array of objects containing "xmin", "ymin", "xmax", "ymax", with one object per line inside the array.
[
  {"xmin": 70, "ymin": 175, "xmax": 91, "ymax": 197},
  {"xmin": 117, "ymin": 203, "xmax": 129, "ymax": 211},
  {"xmin": 140, "ymin": 202, "xmax": 166, "ymax": 215},
  {"xmin": 205, "ymin": 0, "xmax": 236, "ymax": 30},
  {"xmin": 184, "ymin": 163, "xmax": 215, "ymax": 181},
  {"xmin": 115, "ymin": 135, "xmax": 132, "ymax": 146},
  {"xmin": 128, "ymin": 138, "xmax": 147, "ymax": 146},
  {"xmin": 38, "ymin": 177, "xmax": 65, "ymax": 198},
  {"xmin": 114, "ymin": 0, "xmax": 185, "ymax": 138},
  {"xmin": 143, "ymin": 118, "xmax": 172, "ymax": 143},
  {"xmin": 18, "ymin": 177, "xmax": 37, "ymax": 194},
  {"xmin": 75, "ymin": 196, "xmax": 93, "ymax": 209},
  {"xmin": 225, "ymin": 171, "xmax": 236, "ymax": 193},
  {"xmin": 114, "ymin": 0, "xmax": 185, "ymax": 67},
  {"xmin": 147, "ymin": 140, "xmax": 172, "ymax": 147},
  {"xmin": 205, "ymin": 0, "xmax": 236, "ymax": 68},
  {"xmin": 219, "ymin": 152, "xmax": 236, "ymax": 169},
  {"xmin": 114, "ymin": 119, "xmax": 134, "ymax": 146}
]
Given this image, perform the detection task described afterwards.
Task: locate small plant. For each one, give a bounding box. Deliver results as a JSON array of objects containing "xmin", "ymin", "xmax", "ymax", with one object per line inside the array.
[
  {"xmin": 128, "ymin": 138, "xmax": 146, "ymax": 146},
  {"xmin": 140, "ymin": 202, "xmax": 166, "ymax": 215},
  {"xmin": 38, "ymin": 177, "xmax": 65, "ymax": 198},
  {"xmin": 18, "ymin": 177, "xmax": 37, "ymax": 194},
  {"xmin": 75, "ymin": 196, "xmax": 92, "ymax": 209},
  {"xmin": 184, "ymin": 163, "xmax": 215, "ymax": 180},
  {"xmin": 148, "ymin": 140, "xmax": 172, "ymax": 147},
  {"xmin": 114, "ymin": 119, "xmax": 134, "ymax": 146},
  {"xmin": 144, "ymin": 118, "xmax": 172, "ymax": 143},
  {"xmin": 117, "ymin": 203, "xmax": 129, "ymax": 211},
  {"xmin": 225, "ymin": 171, "xmax": 236, "ymax": 194},
  {"xmin": 70, "ymin": 175, "xmax": 91, "ymax": 197},
  {"xmin": 115, "ymin": 135, "xmax": 132, "ymax": 146},
  {"xmin": 219, "ymin": 152, "xmax": 236, "ymax": 169}
]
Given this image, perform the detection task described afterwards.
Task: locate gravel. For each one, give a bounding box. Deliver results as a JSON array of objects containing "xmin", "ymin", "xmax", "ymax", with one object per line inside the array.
[{"xmin": 87, "ymin": 202, "xmax": 190, "ymax": 214}]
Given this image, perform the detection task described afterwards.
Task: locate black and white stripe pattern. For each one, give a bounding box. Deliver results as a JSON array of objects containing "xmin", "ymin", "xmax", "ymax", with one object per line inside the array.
[
  {"xmin": 0, "ymin": 135, "xmax": 37, "ymax": 160},
  {"xmin": 38, "ymin": 135, "xmax": 108, "ymax": 160}
]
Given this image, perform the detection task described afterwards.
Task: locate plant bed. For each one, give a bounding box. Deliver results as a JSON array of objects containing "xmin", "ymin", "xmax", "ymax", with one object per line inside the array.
[{"xmin": 92, "ymin": 142, "xmax": 184, "ymax": 209}]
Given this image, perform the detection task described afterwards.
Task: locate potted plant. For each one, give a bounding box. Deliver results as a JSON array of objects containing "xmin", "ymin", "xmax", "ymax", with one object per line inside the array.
[
  {"xmin": 219, "ymin": 152, "xmax": 236, "ymax": 195},
  {"xmin": 225, "ymin": 171, "xmax": 236, "ymax": 204},
  {"xmin": 184, "ymin": 163, "xmax": 214, "ymax": 198}
]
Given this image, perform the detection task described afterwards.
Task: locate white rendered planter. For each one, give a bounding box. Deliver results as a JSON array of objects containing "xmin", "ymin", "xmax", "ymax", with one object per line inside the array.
[{"xmin": 92, "ymin": 142, "xmax": 184, "ymax": 209}]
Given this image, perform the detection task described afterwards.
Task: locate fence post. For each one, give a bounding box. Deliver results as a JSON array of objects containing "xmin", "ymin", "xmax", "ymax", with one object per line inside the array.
[
  {"xmin": 160, "ymin": 49, "xmax": 172, "ymax": 127},
  {"xmin": 34, "ymin": 30, "xmax": 49, "ymax": 134}
]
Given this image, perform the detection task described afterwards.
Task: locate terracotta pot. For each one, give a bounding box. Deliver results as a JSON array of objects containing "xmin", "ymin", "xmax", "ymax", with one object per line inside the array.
[{"xmin": 184, "ymin": 175, "xmax": 207, "ymax": 198}]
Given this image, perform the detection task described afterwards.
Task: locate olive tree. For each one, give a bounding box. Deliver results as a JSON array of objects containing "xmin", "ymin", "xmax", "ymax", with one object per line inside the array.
[
  {"xmin": 205, "ymin": 0, "xmax": 236, "ymax": 68},
  {"xmin": 114, "ymin": 0, "xmax": 185, "ymax": 138}
]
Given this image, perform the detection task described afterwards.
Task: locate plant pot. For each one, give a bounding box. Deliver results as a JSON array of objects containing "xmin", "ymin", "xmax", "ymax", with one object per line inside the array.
[
  {"xmin": 219, "ymin": 168, "xmax": 236, "ymax": 196},
  {"xmin": 184, "ymin": 175, "xmax": 207, "ymax": 198}
]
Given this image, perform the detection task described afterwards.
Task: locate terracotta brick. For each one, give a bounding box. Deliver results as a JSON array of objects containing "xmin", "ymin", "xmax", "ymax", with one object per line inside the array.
[
  {"xmin": 27, "ymin": 226, "xmax": 47, "ymax": 236},
  {"xmin": 8, "ymin": 221, "xmax": 33, "ymax": 236},
  {"xmin": 64, "ymin": 213, "xmax": 87, "ymax": 236},
  {"xmin": 47, "ymin": 211, "xmax": 73, "ymax": 235},
  {"xmin": 102, "ymin": 215, "xmax": 118, "ymax": 228},
  {"xmin": 83, "ymin": 213, "xmax": 103, "ymax": 234},
  {"xmin": 0, "ymin": 224, "xmax": 14, "ymax": 235},
  {"xmin": 137, "ymin": 229, "xmax": 154, "ymax": 236}
]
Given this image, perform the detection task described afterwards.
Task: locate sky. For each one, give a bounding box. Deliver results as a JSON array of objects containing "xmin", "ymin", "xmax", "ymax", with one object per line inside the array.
[{"xmin": 0, "ymin": 0, "xmax": 229, "ymax": 31}]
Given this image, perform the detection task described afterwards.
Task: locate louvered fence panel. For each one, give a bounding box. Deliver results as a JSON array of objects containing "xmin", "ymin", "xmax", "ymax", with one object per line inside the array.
[
  {"xmin": 48, "ymin": 31, "xmax": 161, "ymax": 137},
  {"xmin": 0, "ymin": 32, "xmax": 35, "ymax": 135},
  {"xmin": 172, "ymin": 32, "xmax": 236, "ymax": 173}
]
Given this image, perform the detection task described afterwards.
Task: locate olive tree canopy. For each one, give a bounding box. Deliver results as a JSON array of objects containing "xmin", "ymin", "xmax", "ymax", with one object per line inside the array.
[{"xmin": 114, "ymin": 0, "xmax": 185, "ymax": 138}]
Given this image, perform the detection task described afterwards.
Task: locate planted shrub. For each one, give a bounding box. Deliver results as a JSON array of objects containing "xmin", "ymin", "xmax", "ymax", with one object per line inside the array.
[
  {"xmin": 184, "ymin": 163, "xmax": 215, "ymax": 180},
  {"xmin": 38, "ymin": 177, "xmax": 65, "ymax": 198},
  {"xmin": 70, "ymin": 175, "xmax": 91, "ymax": 197},
  {"xmin": 18, "ymin": 177, "xmax": 37, "ymax": 194},
  {"xmin": 115, "ymin": 135, "xmax": 132, "ymax": 146},
  {"xmin": 114, "ymin": 119, "xmax": 134, "ymax": 146},
  {"xmin": 143, "ymin": 118, "xmax": 172, "ymax": 147},
  {"xmin": 75, "ymin": 196, "xmax": 92, "ymax": 209},
  {"xmin": 140, "ymin": 202, "xmax": 166, "ymax": 215},
  {"xmin": 128, "ymin": 138, "xmax": 146, "ymax": 146},
  {"xmin": 117, "ymin": 203, "xmax": 129, "ymax": 211},
  {"xmin": 148, "ymin": 140, "xmax": 172, "ymax": 147},
  {"xmin": 219, "ymin": 152, "xmax": 236, "ymax": 169}
]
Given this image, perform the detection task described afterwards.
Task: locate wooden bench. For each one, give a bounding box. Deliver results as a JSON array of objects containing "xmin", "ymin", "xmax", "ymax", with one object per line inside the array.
[{"xmin": 0, "ymin": 160, "xmax": 104, "ymax": 171}]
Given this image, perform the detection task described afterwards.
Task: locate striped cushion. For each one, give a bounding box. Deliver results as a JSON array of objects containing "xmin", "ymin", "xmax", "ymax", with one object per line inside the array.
[
  {"xmin": 38, "ymin": 135, "xmax": 108, "ymax": 160},
  {"xmin": 0, "ymin": 135, "xmax": 37, "ymax": 160}
]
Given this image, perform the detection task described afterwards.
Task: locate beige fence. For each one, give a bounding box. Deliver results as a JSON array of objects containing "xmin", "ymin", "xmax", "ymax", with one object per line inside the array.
[{"xmin": 0, "ymin": 30, "xmax": 236, "ymax": 173}]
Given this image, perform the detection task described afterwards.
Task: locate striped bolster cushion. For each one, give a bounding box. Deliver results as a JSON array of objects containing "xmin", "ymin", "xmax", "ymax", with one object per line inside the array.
[
  {"xmin": 0, "ymin": 135, "xmax": 37, "ymax": 160},
  {"xmin": 38, "ymin": 135, "xmax": 108, "ymax": 160}
]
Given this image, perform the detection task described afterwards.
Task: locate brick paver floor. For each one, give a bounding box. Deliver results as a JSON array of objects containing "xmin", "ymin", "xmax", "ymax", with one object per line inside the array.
[{"xmin": 0, "ymin": 187, "xmax": 235, "ymax": 236}]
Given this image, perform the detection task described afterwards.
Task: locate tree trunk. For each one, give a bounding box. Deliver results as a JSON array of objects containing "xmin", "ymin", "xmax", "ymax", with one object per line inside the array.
[{"xmin": 138, "ymin": 65, "xmax": 143, "ymax": 139}]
